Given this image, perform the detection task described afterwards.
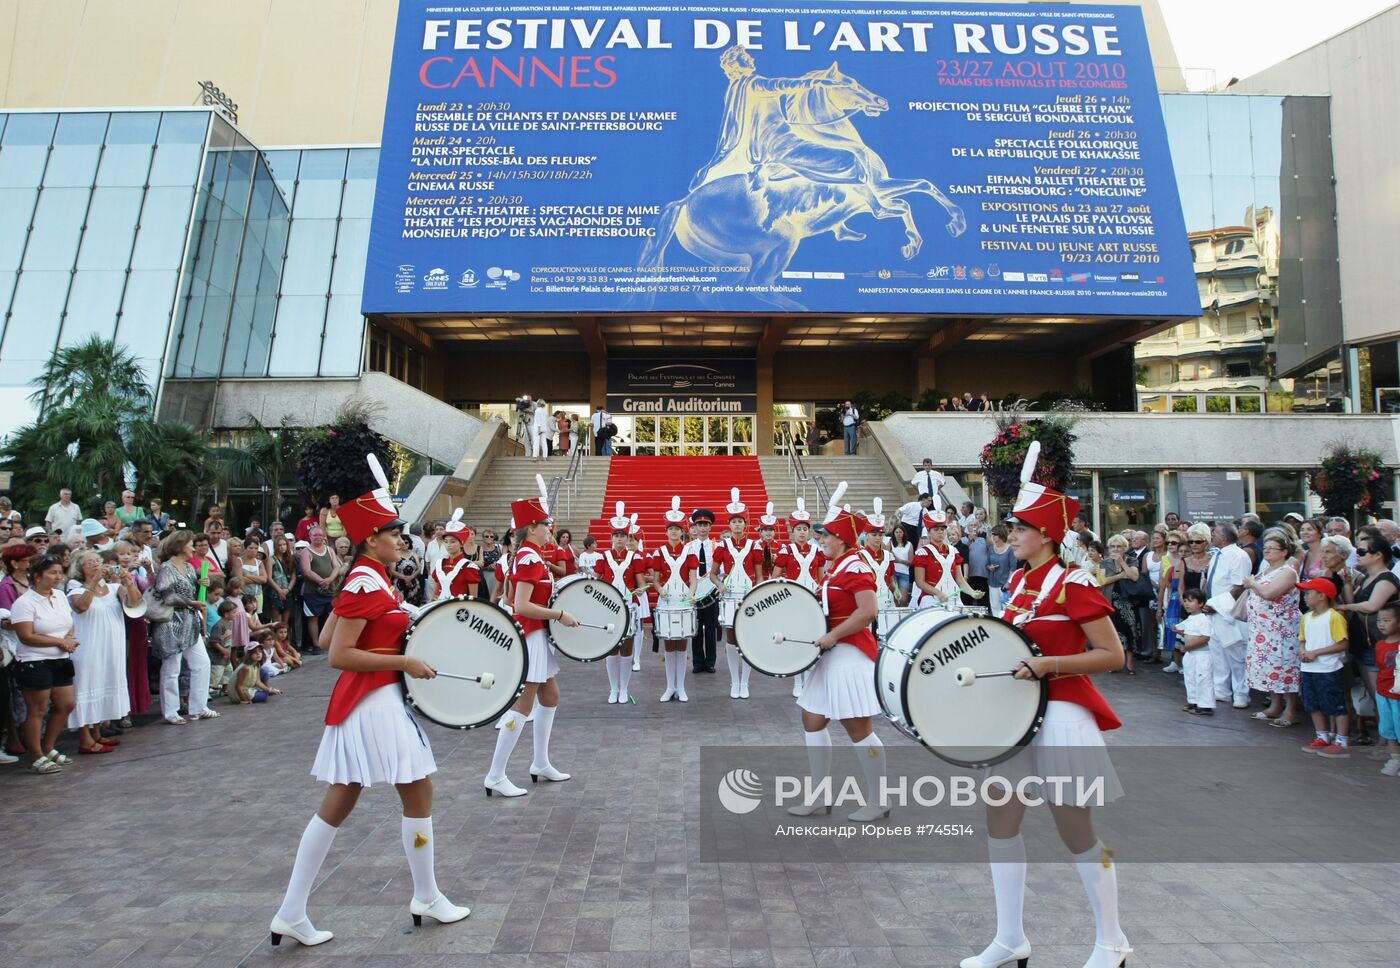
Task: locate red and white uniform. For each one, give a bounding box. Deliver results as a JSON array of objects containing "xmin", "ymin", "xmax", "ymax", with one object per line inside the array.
[
  {"xmin": 756, "ymin": 539, "xmax": 784, "ymax": 582},
  {"xmin": 544, "ymin": 543, "xmax": 574, "ymax": 577},
  {"xmin": 715, "ymin": 537, "xmax": 762, "ymax": 590},
  {"xmin": 998, "ymin": 556, "xmax": 1123, "ymax": 805},
  {"xmin": 513, "ymin": 540, "xmax": 559, "ymax": 682},
  {"xmin": 312, "ymin": 557, "xmax": 436, "ymax": 787},
  {"xmin": 433, "ymin": 553, "xmax": 480, "ymax": 601},
  {"xmin": 596, "ymin": 548, "xmax": 648, "ymax": 606},
  {"xmin": 861, "ymin": 547, "xmax": 898, "ymax": 602},
  {"xmin": 797, "ymin": 549, "xmax": 881, "ymax": 720},
  {"xmin": 913, "ymin": 541, "xmax": 963, "ymax": 606},
  {"xmin": 651, "ymin": 541, "xmax": 697, "ymax": 601},
  {"xmin": 781, "ymin": 540, "xmax": 826, "ymax": 591}
]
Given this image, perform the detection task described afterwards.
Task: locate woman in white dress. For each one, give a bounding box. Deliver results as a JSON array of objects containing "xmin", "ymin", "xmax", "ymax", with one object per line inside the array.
[
  {"xmin": 66, "ymin": 551, "xmax": 139, "ymax": 753},
  {"xmin": 65, "ymin": 549, "xmax": 137, "ymax": 750}
]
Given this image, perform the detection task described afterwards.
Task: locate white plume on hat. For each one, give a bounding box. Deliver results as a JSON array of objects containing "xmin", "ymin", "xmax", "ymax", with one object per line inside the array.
[
  {"xmin": 536, "ymin": 473, "xmax": 551, "ymax": 516},
  {"xmin": 610, "ymin": 500, "xmax": 631, "ymax": 531},
  {"xmin": 444, "ymin": 507, "xmax": 468, "ymax": 537},
  {"xmin": 821, "ymin": 481, "xmax": 849, "ymax": 526},
  {"xmin": 664, "ymin": 495, "xmax": 687, "ymax": 526},
  {"xmin": 868, "ymin": 496, "xmax": 886, "ymax": 529},
  {"xmin": 726, "ymin": 487, "xmax": 746, "ymax": 516},
  {"xmin": 364, "ymin": 453, "xmax": 396, "ymax": 514},
  {"xmin": 790, "ymin": 496, "xmax": 811, "ymax": 524},
  {"xmin": 759, "ymin": 501, "xmax": 778, "ymax": 528},
  {"xmin": 1012, "ymin": 440, "xmax": 1047, "ymax": 513}
]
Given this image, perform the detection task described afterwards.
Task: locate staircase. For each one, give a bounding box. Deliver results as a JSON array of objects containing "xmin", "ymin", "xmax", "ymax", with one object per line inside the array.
[
  {"xmin": 587, "ymin": 456, "xmax": 772, "ymax": 542},
  {"xmin": 759, "ymin": 455, "xmax": 911, "ymax": 523},
  {"xmin": 461, "ymin": 455, "xmax": 610, "ymax": 537}
]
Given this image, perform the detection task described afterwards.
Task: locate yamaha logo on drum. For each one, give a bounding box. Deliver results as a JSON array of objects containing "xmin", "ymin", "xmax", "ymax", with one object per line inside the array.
[
  {"xmin": 585, "ymin": 584, "xmax": 619, "ymax": 609},
  {"xmin": 744, "ymin": 585, "xmax": 792, "ymax": 619},
  {"xmin": 455, "ymin": 608, "xmax": 516, "ymax": 650},
  {"xmin": 918, "ymin": 623, "xmax": 991, "ymax": 675}
]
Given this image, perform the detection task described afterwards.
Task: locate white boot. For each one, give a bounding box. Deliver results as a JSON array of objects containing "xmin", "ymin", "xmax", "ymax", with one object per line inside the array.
[
  {"xmin": 787, "ymin": 729, "xmax": 832, "ymax": 816},
  {"xmin": 271, "ymin": 815, "xmax": 338, "ymax": 947},
  {"xmin": 674, "ymin": 651, "xmax": 689, "ymax": 702},
  {"xmin": 529, "ymin": 703, "xmax": 570, "ymax": 782},
  {"xmin": 632, "ymin": 627, "xmax": 643, "ymax": 671},
  {"xmin": 1074, "ymin": 841, "xmax": 1130, "ymax": 968},
  {"xmin": 605, "ymin": 654, "xmax": 620, "ymax": 704},
  {"xmin": 401, "ymin": 816, "xmax": 469, "ymax": 924},
  {"xmin": 727, "ymin": 641, "xmax": 742, "ymax": 698},
  {"xmin": 738, "ymin": 662, "xmax": 751, "ymax": 700},
  {"xmin": 485, "ymin": 710, "xmax": 529, "ymax": 796},
  {"xmin": 618, "ymin": 656, "xmax": 633, "ymax": 704},
  {"xmin": 961, "ymin": 835, "xmax": 1030, "ymax": 968},
  {"xmin": 660, "ymin": 650, "xmax": 677, "ymax": 702},
  {"xmin": 847, "ymin": 733, "xmax": 890, "ymax": 822}
]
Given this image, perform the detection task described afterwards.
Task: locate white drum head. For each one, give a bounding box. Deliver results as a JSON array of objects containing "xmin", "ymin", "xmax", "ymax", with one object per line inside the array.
[
  {"xmin": 732, "ymin": 580, "xmax": 825, "ymax": 677},
  {"xmin": 549, "ymin": 576, "xmax": 629, "ymax": 661},
  {"xmin": 402, "ymin": 597, "xmax": 528, "ymax": 730},
  {"xmin": 887, "ymin": 609, "xmax": 1046, "ymax": 767}
]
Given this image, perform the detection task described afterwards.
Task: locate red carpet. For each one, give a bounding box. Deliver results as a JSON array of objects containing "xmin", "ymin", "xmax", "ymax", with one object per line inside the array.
[{"xmin": 586, "ymin": 456, "xmax": 784, "ymax": 543}]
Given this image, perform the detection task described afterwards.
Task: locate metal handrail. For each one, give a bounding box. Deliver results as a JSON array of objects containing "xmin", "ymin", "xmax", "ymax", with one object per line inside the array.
[
  {"xmin": 813, "ymin": 475, "xmax": 832, "ymax": 509},
  {"xmin": 547, "ymin": 474, "xmax": 564, "ymax": 520},
  {"xmin": 562, "ymin": 431, "xmax": 587, "ymax": 516},
  {"xmin": 777, "ymin": 421, "xmax": 809, "ymax": 507}
]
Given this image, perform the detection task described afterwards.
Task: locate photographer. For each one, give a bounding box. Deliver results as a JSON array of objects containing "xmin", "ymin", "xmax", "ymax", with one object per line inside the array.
[
  {"xmin": 515, "ymin": 395, "xmax": 535, "ymax": 450},
  {"xmin": 840, "ymin": 401, "xmax": 861, "ymax": 455}
]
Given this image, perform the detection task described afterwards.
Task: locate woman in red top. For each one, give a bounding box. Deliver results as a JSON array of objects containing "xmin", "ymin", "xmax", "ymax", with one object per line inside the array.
[
  {"xmin": 787, "ymin": 484, "xmax": 885, "ymax": 823},
  {"xmin": 549, "ymin": 529, "xmax": 578, "ymax": 578},
  {"xmin": 271, "ymin": 457, "xmax": 468, "ymax": 950},
  {"xmin": 484, "ymin": 479, "xmax": 579, "ymax": 797},
  {"xmin": 960, "ymin": 443, "xmax": 1129, "ymax": 968}
]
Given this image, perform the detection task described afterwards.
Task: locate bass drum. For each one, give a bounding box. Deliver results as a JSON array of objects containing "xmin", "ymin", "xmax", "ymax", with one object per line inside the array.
[
  {"xmin": 549, "ymin": 574, "xmax": 630, "ymax": 661},
  {"xmin": 401, "ymin": 597, "xmax": 528, "ymax": 730},
  {"xmin": 732, "ymin": 580, "xmax": 826, "ymax": 677},
  {"xmin": 877, "ymin": 608, "xmax": 1047, "ymax": 767}
]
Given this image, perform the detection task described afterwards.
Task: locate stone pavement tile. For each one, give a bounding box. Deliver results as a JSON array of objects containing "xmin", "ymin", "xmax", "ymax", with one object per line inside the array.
[{"xmin": 769, "ymin": 948, "xmax": 815, "ymax": 968}]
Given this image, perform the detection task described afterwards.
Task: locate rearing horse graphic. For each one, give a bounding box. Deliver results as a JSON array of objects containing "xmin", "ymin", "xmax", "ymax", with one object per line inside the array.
[{"xmin": 637, "ymin": 50, "xmax": 966, "ymax": 311}]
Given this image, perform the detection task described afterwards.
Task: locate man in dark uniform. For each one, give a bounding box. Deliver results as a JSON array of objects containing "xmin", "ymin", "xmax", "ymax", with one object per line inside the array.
[{"xmin": 686, "ymin": 508, "xmax": 720, "ymax": 674}]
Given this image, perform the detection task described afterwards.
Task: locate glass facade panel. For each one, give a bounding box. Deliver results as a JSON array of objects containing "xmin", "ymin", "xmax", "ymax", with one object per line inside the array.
[
  {"xmin": 78, "ymin": 187, "xmax": 143, "ymax": 270},
  {"xmin": 24, "ymin": 186, "xmax": 89, "ymax": 270},
  {"xmin": 97, "ymin": 112, "xmax": 159, "ymax": 187},
  {"xmin": 44, "ymin": 112, "xmax": 106, "ymax": 187},
  {"xmin": 281, "ymin": 219, "xmax": 336, "ymax": 295},
  {"xmin": 330, "ymin": 219, "xmax": 370, "ymax": 293},
  {"xmin": 5, "ymin": 269, "xmax": 70, "ymax": 362},
  {"xmin": 131, "ymin": 187, "xmax": 195, "ymax": 269},
  {"xmin": 0, "ymin": 113, "xmax": 56, "ymax": 187},
  {"xmin": 60, "ymin": 270, "xmax": 126, "ymax": 345},
  {"xmin": 268, "ymin": 295, "xmax": 328, "ymax": 375},
  {"xmin": 0, "ymin": 188, "xmax": 37, "ymax": 270},
  {"xmin": 291, "ymin": 149, "xmax": 347, "ymax": 218},
  {"xmin": 319, "ymin": 296, "xmax": 365, "ymax": 375}
]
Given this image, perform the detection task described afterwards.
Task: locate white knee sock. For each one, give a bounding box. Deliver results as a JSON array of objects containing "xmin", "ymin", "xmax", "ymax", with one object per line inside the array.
[
  {"xmin": 740, "ymin": 659, "xmax": 751, "ymax": 688},
  {"xmin": 605, "ymin": 655, "xmax": 620, "ymax": 693},
  {"xmin": 1073, "ymin": 840, "xmax": 1127, "ymax": 947},
  {"xmin": 987, "ymin": 834, "xmax": 1028, "ymax": 949},
  {"xmin": 804, "ymin": 729, "xmax": 832, "ymax": 802},
  {"xmin": 275, "ymin": 815, "xmax": 338, "ymax": 926},
  {"xmin": 619, "ymin": 657, "xmax": 633, "ymax": 696},
  {"xmin": 672, "ymin": 651, "xmax": 687, "ymax": 693},
  {"xmin": 726, "ymin": 641, "xmax": 742, "ymax": 683},
  {"xmin": 401, "ymin": 816, "xmax": 440, "ymax": 904},
  {"xmin": 853, "ymin": 733, "xmax": 886, "ymax": 808},
  {"xmin": 487, "ymin": 710, "xmax": 528, "ymax": 781},
  {"xmin": 531, "ymin": 703, "xmax": 558, "ymax": 771}
]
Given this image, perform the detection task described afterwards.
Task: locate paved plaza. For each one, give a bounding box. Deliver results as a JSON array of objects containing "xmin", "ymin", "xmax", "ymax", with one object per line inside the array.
[{"xmin": 2, "ymin": 654, "xmax": 1397, "ymax": 968}]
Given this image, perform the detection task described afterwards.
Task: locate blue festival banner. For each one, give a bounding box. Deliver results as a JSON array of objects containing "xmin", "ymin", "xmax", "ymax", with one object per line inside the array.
[{"xmin": 363, "ymin": 2, "xmax": 1197, "ymax": 316}]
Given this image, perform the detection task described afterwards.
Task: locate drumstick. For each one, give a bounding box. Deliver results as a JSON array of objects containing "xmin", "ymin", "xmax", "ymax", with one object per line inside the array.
[
  {"xmin": 433, "ymin": 672, "xmax": 497, "ymax": 688},
  {"xmin": 953, "ymin": 667, "xmax": 1020, "ymax": 687},
  {"xmin": 576, "ymin": 621, "xmax": 617, "ymax": 632},
  {"xmin": 772, "ymin": 633, "xmax": 819, "ymax": 646}
]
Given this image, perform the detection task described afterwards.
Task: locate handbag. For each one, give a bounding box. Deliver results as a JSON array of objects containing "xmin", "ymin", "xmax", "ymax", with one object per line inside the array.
[
  {"xmin": 143, "ymin": 586, "xmax": 174, "ymax": 624},
  {"xmin": 1230, "ymin": 590, "xmax": 1250, "ymax": 623},
  {"xmin": 1118, "ymin": 554, "xmax": 1155, "ymax": 605}
]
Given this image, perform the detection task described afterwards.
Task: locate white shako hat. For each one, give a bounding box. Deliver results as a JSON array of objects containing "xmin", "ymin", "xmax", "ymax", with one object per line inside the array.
[
  {"xmin": 789, "ymin": 496, "xmax": 812, "ymax": 527},
  {"xmin": 443, "ymin": 508, "xmax": 470, "ymax": 543},
  {"xmin": 923, "ymin": 487, "xmax": 949, "ymax": 528},
  {"xmin": 609, "ymin": 501, "xmax": 631, "ymax": 533},
  {"xmin": 725, "ymin": 487, "xmax": 747, "ymax": 522},
  {"xmin": 759, "ymin": 501, "xmax": 778, "ymax": 528},
  {"xmin": 664, "ymin": 496, "xmax": 687, "ymax": 528},
  {"xmin": 867, "ymin": 497, "xmax": 886, "ymax": 530}
]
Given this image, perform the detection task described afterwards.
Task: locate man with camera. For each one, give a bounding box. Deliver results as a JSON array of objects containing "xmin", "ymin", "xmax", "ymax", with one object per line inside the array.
[
  {"xmin": 515, "ymin": 395, "xmax": 535, "ymax": 451},
  {"xmin": 840, "ymin": 401, "xmax": 861, "ymax": 455}
]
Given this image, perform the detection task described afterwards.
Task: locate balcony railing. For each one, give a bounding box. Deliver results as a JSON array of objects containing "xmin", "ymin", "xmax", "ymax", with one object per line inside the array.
[{"xmin": 1137, "ymin": 390, "xmax": 1268, "ymax": 413}]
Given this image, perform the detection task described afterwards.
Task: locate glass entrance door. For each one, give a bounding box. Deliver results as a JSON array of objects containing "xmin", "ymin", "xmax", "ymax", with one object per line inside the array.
[{"xmin": 626, "ymin": 415, "xmax": 754, "ymax": 455}]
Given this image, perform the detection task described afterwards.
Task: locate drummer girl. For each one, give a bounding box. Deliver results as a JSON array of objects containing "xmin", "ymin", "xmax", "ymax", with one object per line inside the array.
[
  {"xmin": 483, "ymin": 478, "xmax": 579, "ymax": 798},
  {"xmin": 860, "ymin": 499, "xmax": 898, "ymax": 603},
  {"xmin": 626, "ymin": 524, "xmax": 652, "ymax": 674},
  {"xmin": 715, "ymin": 489, "xmax": 762, "ymax": 700},
  {"xmin": 652, "ymin": 497, "xmax": 698, "ymax": 703},
  {"xmin": 782, "ymin": 498, "xmax": 826, "ymax": 698},
  {"xmin": 960, "ymin": 442, "xmax": 1130, "ymax": 968},
  {"xmin": 270, "ymin": 455, "xmax": 469, "ymax": 948},
  {"xmin": 913, "ymin": 496, "xmax": 983, "ymax": 608},
  {"xmin": 757, "ymin": 503, "xmax": 783, "ymax": 581},
  {"xmin": 432, "ymin": 510, "xmax": 480, "ymax": 601},
  {"xmin": 595, "ymin": 504, "xmax": 648, "ymax": 704},
  {"xmin": 787, "ymin": 483, "xmax": 888, "ymax": 823}
]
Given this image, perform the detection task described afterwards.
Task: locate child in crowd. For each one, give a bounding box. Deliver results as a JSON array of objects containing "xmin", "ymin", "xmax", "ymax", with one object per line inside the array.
[
  {"xmin": 1174, "ymin": 589, "xmax": 1215, "ymax": 716},
  {"xmin": 1374, "ymin": 603, "xmax": 1400, "ymax": 776},
  {"xmin": 271, "ymin": 622, "xmax": 302, "ymax": 670},
  {"xmin": 1297, "ymin": 577, "xmax": 1351, "ymax": 758},
  {"xmin": 204, "ymin": 577, "xmax": 226, "ymax": 642},
  {"xmin": 576, "ymin": 535, "xmax": 602, "ymax": 576},
  {"xmin": 207, "ymin": 598, "xmax": 237, "ymax": 698},
  {"xmin": 231, "ymin": 642, "xmax": 281, "ymax": 704},
  {"xmin": 242, "ymin": 593, "xmax": 271, "ymax": 636},
  {"xmin": 255, "ymin": 629, "xmax": 287, "ymax": 679}
]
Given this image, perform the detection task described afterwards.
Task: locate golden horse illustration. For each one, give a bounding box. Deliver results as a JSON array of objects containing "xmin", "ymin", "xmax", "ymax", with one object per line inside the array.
[{"xmin": 637, "ymin": 49, "xmax": 967, "ymax": 310}]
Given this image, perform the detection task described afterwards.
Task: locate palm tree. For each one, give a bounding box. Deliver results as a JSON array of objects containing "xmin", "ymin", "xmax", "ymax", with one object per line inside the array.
[{"xmin": 213, "ymin": 417, "xmax": 305, "ymax": 523}]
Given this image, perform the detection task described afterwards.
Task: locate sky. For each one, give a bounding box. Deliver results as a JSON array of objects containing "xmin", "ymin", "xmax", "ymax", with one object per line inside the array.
[{"xmin": 1160, "ymin": 0, "xmax": 1398, "ymax": 88}]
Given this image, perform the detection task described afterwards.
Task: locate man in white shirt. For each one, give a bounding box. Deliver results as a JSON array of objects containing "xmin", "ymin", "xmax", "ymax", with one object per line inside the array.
[
  {"xmin": 1061, "ymin": 513, "xmax": 1095, "ymax": 566},
  {"xmin": 840, "ymin": 401, "xmax": 860, "ymax": 454},
  {"xmin": 590, "ymin": 406, "xmax": 613, "ymax": 456},
  {"xmin": 261, "ymin": 520, "xmax": 287, "ymax": 558},
  {"xmin": 1325, "ymin": 516, "xmax": 1360, "ymax": 569},
  {"xmin": 684, "ymin": 508, "xmax": 719, "ymax": 674},
  {"xmin": 531, "ymin": 398, "xmax": 552, "ymax": 460},
  {"xmin": 1207, "ymin": 522, "xmax": 1252, "ymax": 708},
  {"xmin": 45, "ymin": 489, "xmax": 81, "ymax": 536},
  {"xmin": 908, "ymin": 459, "xmax": 942, "ymax": 500},
  {"xmin": 207, "ymin": 522, "xmax": 230, "ymax": 572},
  {"xmin": 897, "ymin": 494, "xmax": 933, "ymax": 543}
]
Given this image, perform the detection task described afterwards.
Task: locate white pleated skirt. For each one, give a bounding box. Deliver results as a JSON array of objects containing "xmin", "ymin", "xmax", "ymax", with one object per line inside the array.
[
  {"xmin": 311, "ymin": 684, "xmax": 437, "ymax": 787},
  {"xmin": 988, "ymin": 701, "xmax": 1123, "ymax": 806},
  {"xmin": 797, "ymin": 643, "xmax": 882, "ymax": 721},
  {"xmin": 526, "ymin": 628, "xmax": 560, "ymax": 683}
]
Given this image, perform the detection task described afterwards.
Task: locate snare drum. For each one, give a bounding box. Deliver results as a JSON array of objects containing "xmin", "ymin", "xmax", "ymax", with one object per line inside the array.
[
  {"xmin": 719, "ymin": 588, "xmax": 747, "ymax": 628},
  {"xmin": 877, "ymin": 608, "xmax": 1047, "ymax": 767},
  {"xmin": 654, "ymin": 600, "xmax": 698, "ymax": 640},
  {"xmin": 732, "ymin": 580, "xmax": 826, "ymax": 678},
  {"xmin": 876, "ymin": 604, "xmax": 914, "ymax": 639},
  {"xmin": 401, "ymin": 597, "xmax": 528, "ymax": 730},
  {"xmin": 548, "ymin": 575, "xmax": 630, "ymax": 661}
]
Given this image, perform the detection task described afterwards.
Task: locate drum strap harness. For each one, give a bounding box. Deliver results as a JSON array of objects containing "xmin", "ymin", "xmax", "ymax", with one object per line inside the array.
[
  {"xmin": 433, "ymin": 558, "xmax": 471, "ymax": 601},
  {"xmin": 722, "ymin": 538, "xmax": 756, "ymax": 593},
  {"xmin": 657, "ymin": 543, "xmax": 691, "ymax": 600},
  {"xmin": 605, "ymin": 550, "xmax": 638, "ymax": 597},
  {"xmin": 822, "ymin": 551, "xmax": 866, "ymax": 621},
  {"xmin": 861, "ymin": 548, "xmax": 894, "ymax": 601},
  {"xmin": 789, "ymin": 541, "xmax": 820, "ymax": 591},
  {"xmin": 921, "ymin": 543, "xmax": 960, "ymax": 597},
  {"xmin": 1005, "ymin": 561, "xmax": 1070, "ymax": 628}
]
